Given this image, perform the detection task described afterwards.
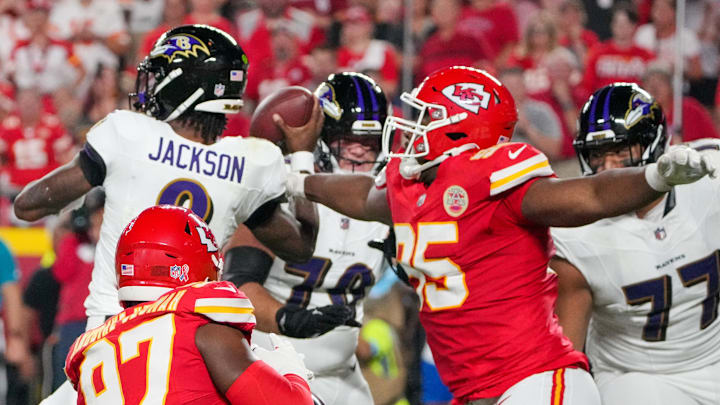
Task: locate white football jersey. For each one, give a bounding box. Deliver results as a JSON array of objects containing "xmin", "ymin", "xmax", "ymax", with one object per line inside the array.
[
  {"xmin": 258, "ymin": 203, "xmax": 388, "ymax": 373},
  {"xmin": 84, "ymin": 110, "xmax": 286, "ymax": 317},
  {"xmin": 552, "ymin": 161, "xmax": 720, "ymax": 373}
]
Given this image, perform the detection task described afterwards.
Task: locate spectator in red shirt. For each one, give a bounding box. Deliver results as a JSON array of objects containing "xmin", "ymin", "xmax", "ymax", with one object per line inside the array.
[
  {"xmin": 417, "ymin": 0, "xmax": 491, "ymax": 83},
  {"xmin": 556, "ymin": 0, "xmax": 599, "ymax": 66},
  {"xmin": 500, "ymin": 67, "xmax": 564, "ymax": 159},
  {"xmin": 337, "ymin": 5, "xmax": 399, "ymax": 97},
  {"xmin": 235, "ymin": 0, "xmax": 325, "ymax": 103},
  {"xmin": 456, "ymin": 0, "xmax": 519, "ymax": 67},
  {"xmin": 582, "ymin": 3, "xmax": 655, "ymax": 97},
  {"xmin": 508, "ymin": 12, "xmax": 582, "ymax": 156},
  {"xmin": 643, "ymin": 64, "xmax": 718, "ymax": 142},
  {"xmin": 50, "ymin": 190, "xmax": 103, "ymax": 389},
  {"xmin": 0, "ymin": 88, "xmax": 74, "ymax": 194},
  {"xmin": 136, "ymin": 0, "xmax": 188, "ymax": 65},
  {"xmin": 10, "ymin": 2, "xmax": 84, "ymax": 95},
  {"xmin": 246, "ymin": 25, "xmax": 313, "ymax": 102},
  {"xmin": 183, "ymin": 0, "xmax": 236, "ymax": 38}
]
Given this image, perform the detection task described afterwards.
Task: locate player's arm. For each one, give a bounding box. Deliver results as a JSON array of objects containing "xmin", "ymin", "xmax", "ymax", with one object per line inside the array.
[
  {"xmin": 522, "ymin": 145, "xmax": 717, "ymax": 227},
  {"xmin": 196, "ymin": 324, "xmax": 313, "ymax": 405},
  {"xmin": 294, "ymin": 172, "xmax": 392, "ymax": 225},
  {"xmin": 224, "ymin": 227, "xmax": 361, "ymax": 337},
  {"xmin": 551, "ymin": 257, "xmax": 593, "ymax": 351},
  {"xmin": 248, "ymin": 198, "xmax": 318, "ymax": 264},
  {"xmin": 13, "ymin": 154, "xmax": 93, "ymax": 222}
]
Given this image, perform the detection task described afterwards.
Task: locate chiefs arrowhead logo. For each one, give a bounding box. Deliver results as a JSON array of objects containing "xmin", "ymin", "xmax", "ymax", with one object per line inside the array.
[{"xmin": 441, "ymin": 83, "xmax": 491, "ymax": 114}]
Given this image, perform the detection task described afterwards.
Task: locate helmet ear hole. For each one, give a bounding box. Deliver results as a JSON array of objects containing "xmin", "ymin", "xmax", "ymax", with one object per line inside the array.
[
  {"xmin": 184, "ymin": 222, "xmax": 192, "ymax": 235},
  {"xmin": 446, "ymin": 132, "xmax": 468, "ymax": 141}
]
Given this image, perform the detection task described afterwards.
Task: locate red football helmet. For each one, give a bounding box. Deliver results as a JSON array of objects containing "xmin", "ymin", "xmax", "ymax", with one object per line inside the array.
[
  {"xmin": 116, "ymin": 205, "xmax": 223, "ymax": 304},
  {"xmin": 382, "ymin": 66, "xmax": 518, "ymax": 177}
]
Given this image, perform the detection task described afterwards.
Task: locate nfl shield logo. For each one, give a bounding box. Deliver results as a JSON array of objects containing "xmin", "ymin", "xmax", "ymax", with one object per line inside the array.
[
  {"xmin": 340, "ymin": 218, "xmax": 350, "ymax": 230},
  {"xmin": 170, "ymin": 264, "xmax": 189, "ymax": 282},
  {"xmin": 654, "ymin": 227, "xmax": 667, "ymax": 240},
  {"xmin": 214, "ymin": 83, "xmax": 225, "ymax": 97}
]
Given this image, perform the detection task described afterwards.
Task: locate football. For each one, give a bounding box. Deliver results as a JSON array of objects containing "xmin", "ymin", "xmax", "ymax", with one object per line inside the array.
[{"xmin": 249, "ymin": 86, "xmax": 315, "ymax": 144}]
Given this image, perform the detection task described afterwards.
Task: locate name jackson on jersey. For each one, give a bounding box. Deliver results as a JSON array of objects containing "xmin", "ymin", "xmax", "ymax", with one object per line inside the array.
[{"xmin": 148, "ymin": 136, "xmax": 245, "ymax": 183}]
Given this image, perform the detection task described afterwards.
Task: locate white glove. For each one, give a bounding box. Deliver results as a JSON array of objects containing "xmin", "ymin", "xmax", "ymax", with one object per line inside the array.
[
  {"xmin": 251, "ymin": 333, "xmax": 314, "ymax": 382},
  {"xmin": 645, "ymin": 145, "xmax": 718, "ymax": 192}
]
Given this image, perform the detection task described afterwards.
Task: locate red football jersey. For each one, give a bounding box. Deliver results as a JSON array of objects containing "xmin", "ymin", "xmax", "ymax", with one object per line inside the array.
[
  {"xmin": 582, "ymin": 41, "xmax": 655, "ymax": 96},
  {"xmin": 65, "ymin": 281, "xmax": 255, "ymax": 405},
  {"xmin": 0, "ymin": 113, "xmax": 72, "ymax": 188},
  {"xmin": 384, "ymin": 143, "xmax": 588, "ymax": 400}
]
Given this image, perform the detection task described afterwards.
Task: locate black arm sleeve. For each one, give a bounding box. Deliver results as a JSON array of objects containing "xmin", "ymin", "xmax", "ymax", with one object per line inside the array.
[
  {"xmin": 222, "ymin": 246, "xmax": 274, "ymax": 287},
  {"xmin": 78, "ymin": 143, "xmax": 107, "ymax": 187},
  {"xmin": 243, "ymin": 196, "xmax": 283, "ymax": 229}
]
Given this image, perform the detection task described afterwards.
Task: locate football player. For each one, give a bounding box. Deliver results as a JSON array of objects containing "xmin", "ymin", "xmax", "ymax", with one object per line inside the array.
[
  {"xmin": 227, "ymin": 72, "xmax": 390, "ymax": 405},
  {"xmin": 552, "ymin": 83, "xmax": 720, "ymax": 405},
  {"xmin": 13, "ymin": 24, "xmax": 319, "ymax": 330},
  {"xmin": 14, "ymin": 25, "xmax": 320, "ymax": 404},
  {"xmin": 279, "ymin": 66, "xmax": 718, "ymax": 404},
  {"xmin": 65, "ymin": 205, "xmax": 314, "ymax": 405}
]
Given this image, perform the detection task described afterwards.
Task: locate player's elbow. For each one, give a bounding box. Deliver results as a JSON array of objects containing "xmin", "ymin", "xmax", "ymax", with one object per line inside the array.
[{"xmin": 13, "ymin": 195, "xmax": 41, "ymax": 222}]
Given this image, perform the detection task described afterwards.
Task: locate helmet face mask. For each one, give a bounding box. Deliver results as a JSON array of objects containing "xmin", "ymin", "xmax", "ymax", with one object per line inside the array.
[
  {"xmin": 575, "ymin": 83, "xmax": 668, "ymax": 175},
  {"xmin": 129, "ymin": 25, "xmax": 249, "ymax": 122},
  {"xmin": 382, "ymin": 66, "xmax": 518, "ymax": 169},
  {"xmin": 314, "ymin": 72, "xmax": 388, "ymax": 173}
]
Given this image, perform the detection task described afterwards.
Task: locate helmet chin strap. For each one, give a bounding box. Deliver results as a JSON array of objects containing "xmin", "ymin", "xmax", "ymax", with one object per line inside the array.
[{"xmin": 399, "ymin": 143, "xmax": 480, "ymax": 180}]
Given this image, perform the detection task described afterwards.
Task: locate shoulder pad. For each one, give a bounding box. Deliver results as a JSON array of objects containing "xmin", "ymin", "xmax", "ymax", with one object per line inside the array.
[
  {"xmin": 469, "ymin": 142, "xmax": 554, "ymax": 196},
  {"xmin": 180, "ymin": 281, "xmax": 256, "ymax": 333}
]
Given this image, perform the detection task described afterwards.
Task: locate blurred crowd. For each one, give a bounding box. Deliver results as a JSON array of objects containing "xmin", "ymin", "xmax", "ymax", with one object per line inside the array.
[{"xmin": 0, "ymin": 0, "xmax": 719, "ymax": 403}]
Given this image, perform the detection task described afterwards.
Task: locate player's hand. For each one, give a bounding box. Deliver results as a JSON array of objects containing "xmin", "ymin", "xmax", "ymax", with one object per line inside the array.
[
  {"xmin": 273, "ymin": 96, "xmax": 324, "ymax": 153},
  {"xmin": 645, "ymin": 145, "xmax": 718, "ymax": 192},
  {"xmin": 276, "ymin": 303, "xmax": 359, "ymax": 338},
  {"xmin": 251, "ymin": 333, "xmax": 314, "ymax": 382}
]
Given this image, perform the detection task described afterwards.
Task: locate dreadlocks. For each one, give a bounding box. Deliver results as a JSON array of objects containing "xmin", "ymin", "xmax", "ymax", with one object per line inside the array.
[{"xmin": 175, "ymin": 111, "xmax": 228, "ymax": 144}]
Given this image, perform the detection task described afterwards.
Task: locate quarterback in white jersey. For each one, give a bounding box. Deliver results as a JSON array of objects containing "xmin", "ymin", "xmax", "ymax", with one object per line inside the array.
[
  {"xmin": 17, "ymin": 24, "xmax": 320, "ymax": 405},
  {"xmin": 228, "ymin": 73, "xmax": 390, "ymax": 405},
  {"xmin": 552, "ymin": 83, "xmax": 720, "ymax": 405},
  {"xmin": 15, "ymin": 25, "xmax": 319, "ymax": 323}
]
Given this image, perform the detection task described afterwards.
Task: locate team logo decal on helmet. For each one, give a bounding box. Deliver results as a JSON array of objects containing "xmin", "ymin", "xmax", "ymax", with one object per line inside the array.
[
  {"xmin": 441, "ymin": 83, "xmax": 492, "ymax": 114},
  {"xmin": 151, "ymin": 34, "xmax": 211, "ymax": 61},
  {"xmin": 625, "ymin": 92, "xmax": 657, "ymax": 129},
  {"xmin": 316, "ymin": 82, "xmax": 343, "ymax": 121}
]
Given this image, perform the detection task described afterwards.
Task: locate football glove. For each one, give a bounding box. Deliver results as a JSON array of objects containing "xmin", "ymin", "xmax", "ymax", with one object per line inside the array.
[
  {"xmin": 251, "ymin": 333, "xmax": 314, "ymax": 382},
  {"xmin": 645, "ymin": 145, "xmax": 718, "ymax": 192},
  {"xmin": 368, "ymin": 230, "xmax": 411, "ymax": 286},
  {"xmin": 276, "ymin": 304, "xmax": 360, "ymax": 339}
]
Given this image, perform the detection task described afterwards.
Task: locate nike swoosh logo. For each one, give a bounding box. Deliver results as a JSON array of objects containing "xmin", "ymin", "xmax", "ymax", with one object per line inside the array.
[
  {"xmin": 508, "ymin": 144, "xmax": 527, "ymax": 160},
  {"xmin": 213, "ymin": 285, "xmax": 237, "ymax": 293}
]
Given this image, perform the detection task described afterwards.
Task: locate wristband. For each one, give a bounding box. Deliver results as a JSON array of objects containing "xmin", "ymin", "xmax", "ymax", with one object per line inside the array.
[
  {"xmin": 290, "ymin": 151, "xmax": 315, "ymax": 174},
  {"xmin": 286, "ymin": 172, "xmax": 308, "ymax": 199},
  {"xmin": 644, "ymin": 163, "xmax": 672, "ymax": 192}
]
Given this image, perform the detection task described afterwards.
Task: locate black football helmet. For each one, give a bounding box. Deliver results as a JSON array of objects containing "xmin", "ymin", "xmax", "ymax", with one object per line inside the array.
[
  {"xmin": 130, "ymin": 24, "xmax": 249, "ymax": 122},
  {"xmin": 575, "ymin": 83, "xmax": 668, "ymax": 175},
  {"xmin": 313, "ymin": 72, "xmax": 390, "ymax": 172}
]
